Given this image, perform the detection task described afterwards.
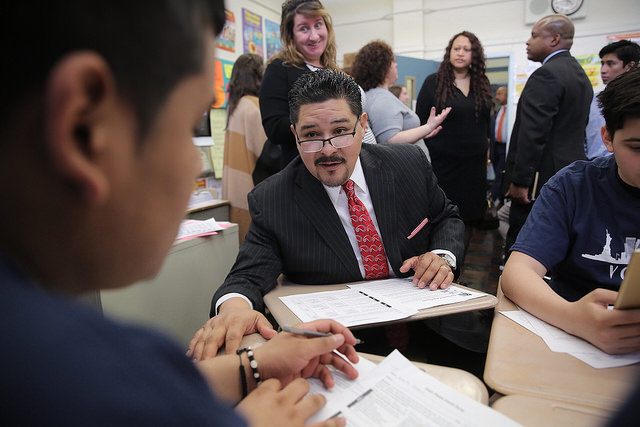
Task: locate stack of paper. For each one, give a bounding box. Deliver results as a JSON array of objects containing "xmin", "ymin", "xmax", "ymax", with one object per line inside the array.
[
  {"xmin": 279, "ymin": 278, "xmax": 486, "ymax": 327},
  {"xmin": 306, "ymin": 350, "xmax": 519, "ymax": 426},
  {"xmin": 501, "ymin": 309, "xmax": 640, "ymax": 368}
]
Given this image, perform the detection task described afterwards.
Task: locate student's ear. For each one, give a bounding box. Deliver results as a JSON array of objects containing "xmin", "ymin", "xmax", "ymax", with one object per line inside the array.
[
  {"xmin": 624, "ymin": 61, "xmax": 637, "ymax": 73},
  {"xmin": 601, "ymin": 125, "xmax": 614, "ymax": 153},
  {"xmin": 43, "ymin": 52, "xmax": 115, "ymax": 206}
]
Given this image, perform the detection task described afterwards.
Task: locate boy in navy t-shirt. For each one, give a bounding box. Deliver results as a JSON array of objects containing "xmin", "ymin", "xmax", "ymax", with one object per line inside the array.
[{"xmin": 502, "ymin": 66, "xmax": 640, "ymax": 355}]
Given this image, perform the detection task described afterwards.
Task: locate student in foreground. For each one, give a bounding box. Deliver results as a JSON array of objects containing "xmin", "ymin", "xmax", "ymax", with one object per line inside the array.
[
  {"xmin": 501, "ymin": 66, "xmax": 640, "ymax": 355},
  {"xmin": 0, "ymin": 1, "xmax": 358, "ymax": 425}
]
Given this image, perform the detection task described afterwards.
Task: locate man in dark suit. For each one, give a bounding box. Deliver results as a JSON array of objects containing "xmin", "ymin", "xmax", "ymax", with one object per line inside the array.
[
  {"xmin": 503, "ymin": 14, "xmax": 592, "ymax": 255},
  {"xmin": 189, "ymin": 69, "xmax": 465, "ymax": 359}
]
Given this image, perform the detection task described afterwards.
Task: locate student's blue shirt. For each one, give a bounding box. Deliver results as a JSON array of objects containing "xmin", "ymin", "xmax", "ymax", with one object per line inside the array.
[
  {"xmin": 511, "ymin": 155, "xmax": 640, "ymax": 301},
  {"xmin": 0, "ymin": 254, "xmax": 246, "ymax": 426}
]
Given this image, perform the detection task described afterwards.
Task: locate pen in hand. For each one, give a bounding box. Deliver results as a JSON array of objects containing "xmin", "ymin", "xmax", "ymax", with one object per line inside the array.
[{"xmin": 281, "ymin": 325, "xmax": 364, "ymax": 345}]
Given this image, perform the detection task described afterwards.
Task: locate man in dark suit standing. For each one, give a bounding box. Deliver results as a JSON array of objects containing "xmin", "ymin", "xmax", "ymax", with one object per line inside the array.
[
  {"xmin": 503, "ymin": 14, "xmax": 592, "ymax": 255},
  {"xmin": 189, "ymin": 69, "xmax": 465, "ymax": 359}
]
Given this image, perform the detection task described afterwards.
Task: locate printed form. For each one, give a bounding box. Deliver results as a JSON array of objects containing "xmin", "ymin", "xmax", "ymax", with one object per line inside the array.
[
  {"xmin": 279, "ymin": 278, "xmax": 486, "ymax": 327},
  {"xmin": 501, "ymin": 308, "xmax": 640, "ymax": 368},
  {"xmin": 306, "ymin": 350, "xmax": 519, "ymax": 426}
]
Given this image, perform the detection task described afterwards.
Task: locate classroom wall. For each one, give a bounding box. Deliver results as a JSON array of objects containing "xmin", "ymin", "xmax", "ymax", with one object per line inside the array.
[
  {"xmin": 214, "ymin": 0, "xmax": 281, "ymax": 64},
  {"xmin": 322, "ymin": 0, "xmax": 639, "ymax": 139}
]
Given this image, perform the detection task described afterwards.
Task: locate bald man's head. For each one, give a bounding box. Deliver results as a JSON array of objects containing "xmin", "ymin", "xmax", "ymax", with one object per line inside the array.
[{"xmin": 527, "ymin": 14, "xmax": 575, "ymax": 62}]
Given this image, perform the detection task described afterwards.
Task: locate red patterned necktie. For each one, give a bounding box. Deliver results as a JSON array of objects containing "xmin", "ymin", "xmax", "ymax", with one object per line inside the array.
[{"xmin": 342, "ymin": 179, "xmax": 389, "ymax": 279}]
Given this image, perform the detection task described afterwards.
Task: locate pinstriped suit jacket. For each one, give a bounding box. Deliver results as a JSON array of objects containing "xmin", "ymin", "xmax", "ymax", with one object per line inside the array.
[{"xmin": 211, "ymin": 143, "xmax": 464, "ymax": 314}]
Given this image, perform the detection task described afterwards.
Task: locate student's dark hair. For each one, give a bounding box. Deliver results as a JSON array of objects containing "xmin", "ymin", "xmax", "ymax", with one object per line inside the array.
[
  {"xmin": 435, "ymin": 31, "xmax": 492, "ymax": 120},
  {"xmin": 598, "ymin": 65, "xmax": 640, "ymax": 137},
  {"xmin": 226, "ymin": 53, "xmax": 264, "ymax": 128},
  {"xmin": 289, "ymin": 69, "xmax": 362, "ymax": 125},
  {"xmin": 0, "ymin": 0, "xmax": 226, "ymax": 138},
  {"xmin": 351, "ymin": 40, "xmax": 395, "ymax": 91},
  {"xmin": 599, "ymin": 40, "xmax": 640, "ymax": 67}
]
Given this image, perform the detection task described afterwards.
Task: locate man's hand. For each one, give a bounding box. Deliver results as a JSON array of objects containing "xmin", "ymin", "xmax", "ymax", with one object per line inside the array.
[
  {"xmin": 236, "ymin": 378, "xmax": 345, "ymax": 427},
  {"xmin": 505, "ymin": 183, "xmax": 531, "ymax": 205},
  {"xmin": 187, "ymin": 298, "xmax": 277, "ymax": 360},
  {"xmin": 255, "ymin": 319, "xmax": 359, "ymax": 389},
  {"xmin": 566, "ymin": 288, "xmax": 640, "ymax": 354},
  {"xmin": 399, "ymin": 252, "xmax": 453, "ymax": 290}
]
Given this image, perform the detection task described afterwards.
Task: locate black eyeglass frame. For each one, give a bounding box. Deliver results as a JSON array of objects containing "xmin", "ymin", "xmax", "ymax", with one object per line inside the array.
[{"xmin": 292, "ymin": 116, "xmax": 361, "ymax": 153}]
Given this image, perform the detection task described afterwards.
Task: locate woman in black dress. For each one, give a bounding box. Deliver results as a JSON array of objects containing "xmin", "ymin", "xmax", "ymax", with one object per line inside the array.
[{"xmin": 416, "ymin": 31, "xmax": 492, "ymax": 254}]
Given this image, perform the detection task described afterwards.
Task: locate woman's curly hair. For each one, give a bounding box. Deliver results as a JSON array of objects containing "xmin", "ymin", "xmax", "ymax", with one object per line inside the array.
[
  {"xmin": 351, "ymin": 40, "xmax": 395, "ymax": 91},
  {"xmin": 435, "ymin": 31, "xmax": 492, "ymax": 120}
]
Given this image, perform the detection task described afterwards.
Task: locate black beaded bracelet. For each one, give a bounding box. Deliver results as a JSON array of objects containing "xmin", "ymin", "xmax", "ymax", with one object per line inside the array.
[
  {"xmin": 237, "ymin": 353, "xmax": 248, "ymax": 399},
  {"xmin": 237, "ymin": 347, "xmax": 261, "ymax": 387}
]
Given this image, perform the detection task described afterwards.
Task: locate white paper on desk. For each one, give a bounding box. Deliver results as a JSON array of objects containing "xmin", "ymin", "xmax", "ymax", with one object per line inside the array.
[
  {"xmin": 175, "ymin": 218, "xmax": 223, "ymax": 240},
  {"xmin": 500, "ymin": 309, "xmax": 640, "ymax": 369},
  {"xmin": 306, "ymin": 355, "xmax": 378, "ymax": 422},
  {"xmin": 348, "ymin": 278, "xmax": 486, "ymax": 312},
  {"xmin": 279, "ymin": 289, "xmax": 417, "ymax": 327},
  {"xmin": 307, "ymin": 350, "xmax": 519, "ymax": 426}
]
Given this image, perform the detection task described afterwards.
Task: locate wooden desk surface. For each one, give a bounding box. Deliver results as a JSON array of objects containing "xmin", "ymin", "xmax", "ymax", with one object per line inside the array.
[
  {"xmin": 492, "ymin": 395, "xmax": 609, "ymax": 427},
  {"xmin": 264, "ymin": 281, "xmax": 497, "ymax": 330},
  {"xmin": 484, "ymin": 288, "xmax": 639, "ymax": 411},
  {"xmin": 236, "ymin": 334, "xmax": 488, "ymax": 404}
]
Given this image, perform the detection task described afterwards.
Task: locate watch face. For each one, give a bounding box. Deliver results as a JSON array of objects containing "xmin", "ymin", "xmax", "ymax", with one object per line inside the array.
[{"xmin": 551, "ymin": 0, "xmax": 584, "ymax": 15}]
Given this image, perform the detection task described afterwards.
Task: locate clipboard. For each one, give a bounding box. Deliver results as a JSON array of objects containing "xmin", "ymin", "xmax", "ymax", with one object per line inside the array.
[{"xmin": 614, "ymin": 249, "xmax": 640, "ymax": 310}]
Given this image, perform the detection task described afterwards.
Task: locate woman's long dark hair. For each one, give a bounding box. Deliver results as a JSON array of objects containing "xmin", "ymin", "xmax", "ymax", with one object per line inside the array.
[
  {"xmin": 435, "ymin": 31, "xmax": 491, "ymax": 120},
  {"xmin": 226, "ymin": 53, "xmax": 264, "ymax": 128}
]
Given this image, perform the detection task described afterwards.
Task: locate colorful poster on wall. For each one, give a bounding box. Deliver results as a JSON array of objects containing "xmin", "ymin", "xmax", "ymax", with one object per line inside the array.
[
  {"xmin": 606, "ymin": 32, "xmax": 640, "ymax": 44},
  {"xmin": 265, "ymin": 19, "xmax": 282, "ymax": 59},
  {"xmin": 242, "ymin": 8, "xmax": 263, "ymax": 57},
  {"xmin": 210, "ymin": 109, "xmax": 227, "ymax": 178},
  {"xmin": 574, "ymin": 54, "xmax": 601, "ymax": 87},
  {"xmin": 212, "ymin": 58, "xmax": 234, "ymax": 109},
  {"xmin": 216, "ymin": 9, "xmax": 236, "ymax": 52}
]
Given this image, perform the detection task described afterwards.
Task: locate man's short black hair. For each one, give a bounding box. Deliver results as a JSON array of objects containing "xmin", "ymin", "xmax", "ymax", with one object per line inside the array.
[
  {"xmin": 599, "ymin": 40, "xmax": 640, "ymax": 67},
  {"xmin": 598, "ymin": 65, "xmax": 640, "ymax": 137},
  {"xmin": 289, "ymin": 69, "xmax": 362, "ymax": 126},
  {"xmin": 0, "ymin": 0, "xmax": 225, "ymax": 138}
]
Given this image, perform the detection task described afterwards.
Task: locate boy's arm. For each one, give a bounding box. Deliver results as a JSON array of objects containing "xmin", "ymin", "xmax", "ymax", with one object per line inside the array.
[{"xmin": 502, "ymin": 251, "xmax": 640, "ymax": 354}]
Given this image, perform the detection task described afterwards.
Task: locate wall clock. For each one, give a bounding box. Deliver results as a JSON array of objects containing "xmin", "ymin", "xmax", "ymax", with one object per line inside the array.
[{"xmin": 551, "ymin": 0, "xmax": 584, "ymax": 16}]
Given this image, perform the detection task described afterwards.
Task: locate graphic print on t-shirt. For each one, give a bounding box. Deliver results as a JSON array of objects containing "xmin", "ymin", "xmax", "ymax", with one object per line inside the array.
[{"xmin": 582, "ymin": 229, "xmax": 639, "ymax": 279}]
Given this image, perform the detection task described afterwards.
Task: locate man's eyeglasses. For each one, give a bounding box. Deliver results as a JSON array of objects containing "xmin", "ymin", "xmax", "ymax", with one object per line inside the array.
[{"xmin": 293, "ymin": 117, "xmax": 360, "ymax": 153}]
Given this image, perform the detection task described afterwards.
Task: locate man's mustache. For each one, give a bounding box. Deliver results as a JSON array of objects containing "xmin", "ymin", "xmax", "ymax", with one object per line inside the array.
[{"xmin": 314, "ymin": 156, "xmax": 346, "ymax": 166}]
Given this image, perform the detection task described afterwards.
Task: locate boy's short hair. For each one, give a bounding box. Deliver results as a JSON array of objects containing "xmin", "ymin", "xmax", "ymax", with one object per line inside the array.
[
  {"xmin": 598, "ymin": 65, "xmax": 640, "ymax": 136},
  {"xmin": 0, "ymin": 0, "xmax": 225, "ymax": 139},
  {"xmin": 599, "ymin": 40, "xmax": 640, "ymax": 66},
  {"xmin": 288, "ymin": 69, "xmax": 362, "ymax": 125}
]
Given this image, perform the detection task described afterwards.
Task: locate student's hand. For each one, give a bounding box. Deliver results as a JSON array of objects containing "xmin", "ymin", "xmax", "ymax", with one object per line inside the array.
[
  {"xmin": 236, "ymin": 378, "xmax": 346, "ymax": 427},
  {"xmin": 424, "ymin": 106, "xmax": 452, "ymax": 139},
  {"xmin": 505, "ymin": 183, "xmax": 531, "ymax": 205},
  {"xmin": 568, "ymin": 288, "xmax": 640, "ymax": 354},
  {"xmin": 400, "ymin": 252, "xmax": 453, "ymax": 290},
  {"xmin": 187, "ymin": 298, "xmax": 277, "ymax": 360},
  {"xmin": 254, "ymin": 319, "xmax": 359, "ymax": 389}
]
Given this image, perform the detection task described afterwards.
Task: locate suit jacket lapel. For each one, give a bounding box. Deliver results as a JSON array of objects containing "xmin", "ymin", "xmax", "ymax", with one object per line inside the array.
[
  {"xmin": 361, "ymin": 148, "xmax": 401, "ymax": 273},
  {"xmin": 293, "ymin": 166, "xmax": 361, "ymax": 276}
]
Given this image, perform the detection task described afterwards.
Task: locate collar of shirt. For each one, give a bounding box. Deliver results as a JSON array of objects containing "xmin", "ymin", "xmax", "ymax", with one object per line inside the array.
[{"xmin": 542, "ymin": 49, "xmax": 568, "ymax": 65}]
